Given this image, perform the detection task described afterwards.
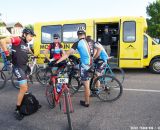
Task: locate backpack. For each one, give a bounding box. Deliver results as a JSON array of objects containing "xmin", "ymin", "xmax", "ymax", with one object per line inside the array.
[{"xmin": 20, "ymin": 93, "xmax": 41, "ymax": 115}]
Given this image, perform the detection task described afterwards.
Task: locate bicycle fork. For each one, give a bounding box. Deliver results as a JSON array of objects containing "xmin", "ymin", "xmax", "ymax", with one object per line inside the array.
[{"xmin": 63, "ymin": 90, "xmax": 74, "ymax": 114}]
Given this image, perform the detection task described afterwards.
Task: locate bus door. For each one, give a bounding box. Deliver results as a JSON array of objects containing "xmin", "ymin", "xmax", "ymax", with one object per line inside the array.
[
  {"xmin": 94, "ymin": 20, "xmax": 119, "ymax": 67},
  {"xmin": 119, "ymin": 19, "xmax": 142, "ymax": 68}
]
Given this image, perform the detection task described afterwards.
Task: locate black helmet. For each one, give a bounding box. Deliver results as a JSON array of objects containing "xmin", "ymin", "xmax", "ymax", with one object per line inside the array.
[
  {"xmin": 77, "ymin": 27, "xmax": 86, "ymax": 35},
  {"xmin": 53, "ymin": 33, "xmax": 60, "ymax": 39},
  {"xmin": 22, "ymin": 28, "xmax": 36, "ymax": 36}
]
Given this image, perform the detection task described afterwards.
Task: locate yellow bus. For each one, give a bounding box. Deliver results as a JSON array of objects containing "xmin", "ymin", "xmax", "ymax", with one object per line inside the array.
[{"xmin": 34, "ymin": 16, "xmax": 160, "ymax": 73}]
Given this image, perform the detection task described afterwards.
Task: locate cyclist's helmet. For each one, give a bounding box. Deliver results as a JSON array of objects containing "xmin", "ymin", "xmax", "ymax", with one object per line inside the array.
[
  {"xmin": 53, "ymin": 33, "xmax": 60, "ymax": 39},
  {"xmin": 22, "ymin": 28, "xmax": 36, "ymax": 36},
  {"xmin": 77, "ymin": 27, "xmax": 86, "ymax": 35}
]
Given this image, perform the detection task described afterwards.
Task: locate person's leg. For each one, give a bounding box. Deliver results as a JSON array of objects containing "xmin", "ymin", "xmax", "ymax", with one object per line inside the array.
[
  {"xmin": 13, "ymin": 67, "xmax": 28, "ymax": 120},
  {"xmin": 17, "ymin": 83, "xmax": 28, "ymax": 106},
  {"xmin": 80, "ymin": 65, "xmax": 90, "ymax": 107},
  {"xmin": 95, "ymin": 62, "xmax": 107, "ymax": 88},
  {"xmin": 82, "ymin": 80, "xmax": 90, "ymax": 105}
]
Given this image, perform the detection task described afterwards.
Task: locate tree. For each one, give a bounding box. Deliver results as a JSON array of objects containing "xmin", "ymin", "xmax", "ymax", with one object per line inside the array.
[
  {"xmin": 146, "ymin": 0, "xmax": 160, "ymax": 38},
  {"xmin": 25, "ymin": 24, "xmax": 34, "ymax": 31},
  {"xmin": 0, "ymin": 22, "xmax": 4, "ymax": 27}
]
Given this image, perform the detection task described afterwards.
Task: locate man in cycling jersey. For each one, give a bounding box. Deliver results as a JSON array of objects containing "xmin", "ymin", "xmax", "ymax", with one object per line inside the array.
[
  {"xmin": 94, "ymin": 42, "xmax": 109, "ymax": 75},
  {"xmin": 0, "ymin": 28, "xmax": 36, "ymax": 120},
  {"xmin": 44, "ymin": 33, "xmax": 65, "ymax": 63},
  {"xmin": 56, "ymin": 27, "xmax": 91, "ymax": 107},
  {"xmin": 86, "ymin": 35, "xmax": 109, "ymax": 75},
  {"xmin": 86, "ymin": 36, "xmax": 109, "ymax": 93}
]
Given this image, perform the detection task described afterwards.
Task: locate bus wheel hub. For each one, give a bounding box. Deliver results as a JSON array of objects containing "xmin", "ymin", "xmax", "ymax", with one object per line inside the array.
[{"xmin": 153, "ymin": 62, "xmax": 160, "ymax": 72}]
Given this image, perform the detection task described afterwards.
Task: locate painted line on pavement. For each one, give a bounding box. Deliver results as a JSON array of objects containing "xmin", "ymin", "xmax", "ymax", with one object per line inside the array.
[{"xmin": 124, "ymin": 88, "xmax": 160, "ymax": 93}]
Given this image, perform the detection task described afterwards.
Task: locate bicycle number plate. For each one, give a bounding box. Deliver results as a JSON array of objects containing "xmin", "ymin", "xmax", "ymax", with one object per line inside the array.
[{"xmin": 57, "ymin": 78, "xmax": 69, "ymax": 83}]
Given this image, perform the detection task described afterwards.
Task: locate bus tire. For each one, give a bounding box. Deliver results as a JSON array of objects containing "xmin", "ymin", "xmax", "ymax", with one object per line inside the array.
[{"xmin": 149, "ymin": 58, "xmax": 160, "ymax": 74}]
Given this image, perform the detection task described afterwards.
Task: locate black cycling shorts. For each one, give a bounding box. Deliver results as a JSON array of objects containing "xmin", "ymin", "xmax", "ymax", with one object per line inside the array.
[{"xmin": 13, "ymin": 66, "xmax": 28, "ymax": 85}]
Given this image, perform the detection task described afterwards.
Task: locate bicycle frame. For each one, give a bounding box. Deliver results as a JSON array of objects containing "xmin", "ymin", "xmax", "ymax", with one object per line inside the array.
[
  {"xmin": 28, "ymin": 56, "xmax": 39, "ymax": 75},
  {"xmin": 50, "ymin": 68, "xmax": 74, "ymax": 113},
  {"xmin": 104, "ymin": 64, "xmax": 112, "ymax": 74}
]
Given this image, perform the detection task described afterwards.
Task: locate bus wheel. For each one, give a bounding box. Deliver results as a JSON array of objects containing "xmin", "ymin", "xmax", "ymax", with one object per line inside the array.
[{"xmin": 149, "ymin": 58, "xmax": 160, "ymax": 74}]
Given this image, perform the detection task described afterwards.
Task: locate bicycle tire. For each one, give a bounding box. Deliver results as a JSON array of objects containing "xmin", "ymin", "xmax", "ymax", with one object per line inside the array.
[
  {"xmin": 0, "ymin": 70, "xmax": 7, "ymax": 90},
  {"xmin": 11, "ymin": 73, "xmax": 20, "ymax": 89},
  {"xmin": 36, "ymin": 67, "xmax": 51, "ymax": 85},
  {"xmin": 106, "ymin": 67, "xmax": 125, "ymax": 84},
  {"xmin": 68, "ymin": 75, "xmax": 81, "ymax": 95},
  {"xmin": 93, "ymin": 74, "xmax": 123, "ymax": 102},
  {"xmin": 2, "ymin": 65, "xmax": 13, "ymax": 80},
  {"xmin": 64, "ymin": 91, "xmax": 73, "ymax": 130},
  {"xmin": 46, "ymin": 84, "xmax": 55, "ymax": 109}
]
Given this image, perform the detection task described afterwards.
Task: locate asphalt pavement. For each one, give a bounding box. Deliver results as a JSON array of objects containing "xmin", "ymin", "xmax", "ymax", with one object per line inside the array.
[{"xmin": 0, "ymin": 68, "xmax": 160, "ymax": 130}]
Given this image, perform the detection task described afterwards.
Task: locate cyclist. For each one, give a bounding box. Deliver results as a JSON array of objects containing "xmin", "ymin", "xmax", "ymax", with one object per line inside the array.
[
  {"xmin": 86, "ymin": 36, "xmax": 109, "ymax": 91},
  {"xmin": 86, "ymin": 35, "xmax": 109, "ymax": 74},
  {"xmin": 0, "ymin": 28, "xmax": 36, "ymax": 120},
  {"xmin": 94, "ymin": 41, "xmax": 109, "ymax": 74},
  {"xmin": 56, "ymin": 27, "xmax": 91, "ymax": 107},
  {"xmin": 44, "ymin": 33, "xmax": 65, "ymax": 64}
]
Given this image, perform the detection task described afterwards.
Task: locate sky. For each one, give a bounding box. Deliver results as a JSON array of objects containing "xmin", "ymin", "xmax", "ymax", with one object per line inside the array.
[{"xmin": 0, "ymin": 0, "xmax": 156, "ymax": 25}]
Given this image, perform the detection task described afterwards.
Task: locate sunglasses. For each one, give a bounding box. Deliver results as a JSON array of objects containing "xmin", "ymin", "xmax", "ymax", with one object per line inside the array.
[{"xmin": 54, "ymin": 38, "xmax": 59, "ymax": 39}]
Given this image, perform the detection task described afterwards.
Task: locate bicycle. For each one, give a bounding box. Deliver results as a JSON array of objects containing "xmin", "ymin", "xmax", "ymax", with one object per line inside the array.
[
  {"xmin": 36, "ymin": 56, "xmax": 79, "ymax": 86},
  {"xmin": 105, "ymin": 57, "xmax": 125, "ymax": 84},
  {"xmin": 36, "ymin": 64, "xmax": 52, "ymax": 85},
  {"xmin": 69, "ymin": 59, "xmax": 123, "ymax": 102},
  {"xmin": 11, "ymin": 55, "xmax": 41, "ymax": 89},
  {"xmin": 45, "ymin": 61, "xmax": 74, "ymax": 130},
  {"xmin": 1, "ymin": 54, "xmax": 41, "ymax": 89}
]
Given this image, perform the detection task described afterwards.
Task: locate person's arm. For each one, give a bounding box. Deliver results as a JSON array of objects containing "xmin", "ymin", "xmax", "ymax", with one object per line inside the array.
[
  {"xmin": 44, "ymin": 49, "xmax": 50, "ymax": 61},
  {"xmin": 0, "ymin": 37, "xmax": 12, "ymax": 55},
  {"xmin": 94, "ymin": 47, "xmax": 102, "ymax": 59},
  {"xmin": 56, "ymin": 49, "xmax": 75, "ymax": 64},
  {"xmin": 44, "ymin": 44, "xmax": 51, "ymax": 61},
  {"xmin": 93, "ymin": 48, "xmax": 97, "ymax": 57},
  {"xmin": 28, "ymin": 47, "xmax": 34, "ymax": 55},
  {"xmin": 62, "ymin": 49, "xmax": 65, "ymax": 55},
  {"xmin": 57, "ymin": 41, "xmax": 78, "ymax": 64}
]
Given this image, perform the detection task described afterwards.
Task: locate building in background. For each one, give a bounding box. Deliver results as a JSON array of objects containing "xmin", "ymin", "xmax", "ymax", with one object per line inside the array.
[
  {"xmin": 0, "ymin": 22, "xmax": 23, "ymax": 37},
  {"xmin": 6, "ymin": 22, "xmax": 23, "ymax": 36}
]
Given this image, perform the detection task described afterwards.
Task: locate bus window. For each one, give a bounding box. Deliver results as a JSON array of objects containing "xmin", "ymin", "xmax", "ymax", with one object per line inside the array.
[
  {"xmin": 63, "ymin": 23, "xmax": 86, "ymax": 43},
  {"xmin": 123, "ymin": 21, "xmax": 136, "ymax": 42},
  {"xmin": 144, "ymin": 35, "xmax": 148, "ymax": 58},
  {"xmin": 41, "ymin": 25, "xmax": 62, "ymax": 44}
]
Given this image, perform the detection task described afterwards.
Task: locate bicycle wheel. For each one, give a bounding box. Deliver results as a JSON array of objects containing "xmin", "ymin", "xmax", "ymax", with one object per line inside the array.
[
  {"xmin": 36, "ymin": 67, "xmax": 51, "ymax": 85},
  {"xmin": 11, "ymin": 73, "xmax": 20, "ymax": 89},
  {"xmin": 46, "ymin": 84, "xmax": 55, "ymax": 109},
  {"xmin": 0, "ymin": 71, "xmax": 7, "ymax": 90},
  {"xmin": 93, "ymin": 74, "xmax": 123, "ymax": 102},
  {"xmin": 106, "ymin": 67, "xmax": 125, "ymax": 84},
  {"xmin": 68, "ymin": 75, "xmax": 81, "ymax": 95},
  {"xmin": 64, "ymin": 91, "xmax": 73, "ymax": 130},
  {"xmin": 2, "ymin": 65, "xmax": 13, "ymax": 80}
]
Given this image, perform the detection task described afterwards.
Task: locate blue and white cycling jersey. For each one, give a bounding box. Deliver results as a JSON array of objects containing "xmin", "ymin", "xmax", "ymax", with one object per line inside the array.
[
  {"xmin": 94, "ymin": 42, "xmax": 108, "ymax": 62},
  {"xmin": 71, "ymin": 39, "xmax": 91, "ymax": 65}
]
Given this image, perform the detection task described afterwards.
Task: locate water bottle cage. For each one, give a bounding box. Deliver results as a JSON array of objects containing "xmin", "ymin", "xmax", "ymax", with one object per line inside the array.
[{"xmin": 56, "ymin": 83, "xmax": 62, "ymax": 93}]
